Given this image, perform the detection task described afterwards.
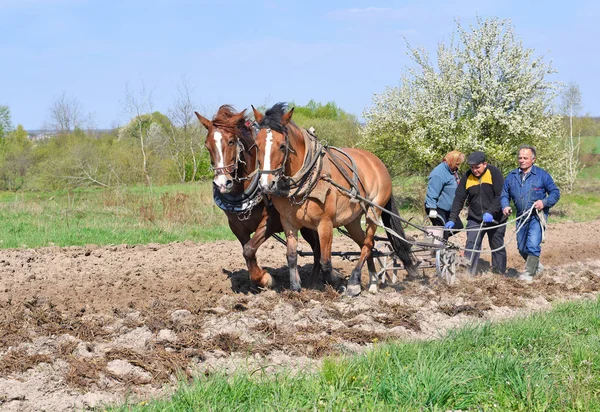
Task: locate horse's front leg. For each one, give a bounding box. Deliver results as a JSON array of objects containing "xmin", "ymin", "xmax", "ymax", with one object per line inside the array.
[
  {"xmin": 282, "ymin": 222, "xmax": 301, "ymax": 292},
  {"xmin": 242, "ymin": 210, "xmax": 277, "ymax": 289}
]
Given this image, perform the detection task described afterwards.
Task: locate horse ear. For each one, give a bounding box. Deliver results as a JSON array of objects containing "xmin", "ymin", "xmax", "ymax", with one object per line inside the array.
[
  {"xmin": 251, "ymin": 105, "xmax": 263, "ymax": 123},
  {"xmin": 234, "ymin": 109, "xmax": 247, "ymax": 122},
  {"xmin": 281, "ymin": 107, "xmax": 294, "ymax": 126},
  {"xmin": 195, "ymin": 111, "xmax": 212, "ymax": 130}
]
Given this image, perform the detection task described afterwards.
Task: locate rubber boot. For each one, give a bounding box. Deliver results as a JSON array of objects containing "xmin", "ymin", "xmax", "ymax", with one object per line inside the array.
[
  {"xmin": 518, "ymin": 255, "xmax": 539, "ymax": 282},
  {"xmin": 537, "ymin": 261, "xmax": 544, "ymax": 274}
]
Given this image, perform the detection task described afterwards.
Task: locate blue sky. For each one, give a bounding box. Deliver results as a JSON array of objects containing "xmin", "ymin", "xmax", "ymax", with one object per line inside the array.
[{"xmin": 1, "ymin": 0, "xmax": 598, "ymax": 130}]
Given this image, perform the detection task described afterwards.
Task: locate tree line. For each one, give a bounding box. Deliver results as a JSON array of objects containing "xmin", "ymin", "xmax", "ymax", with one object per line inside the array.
[
  {"xmin": 0, "ymin": 17, "xmax": 595, "ymax": 193},
  {"xmin": 0, "ymin": 98, "xmax": 361, "ymax": 191}
]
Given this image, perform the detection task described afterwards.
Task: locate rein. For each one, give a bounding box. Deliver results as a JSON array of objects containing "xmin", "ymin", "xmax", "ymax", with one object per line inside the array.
[{"xmin": 323, "ymin": 146, "xmax": 365, "ymax": 202}]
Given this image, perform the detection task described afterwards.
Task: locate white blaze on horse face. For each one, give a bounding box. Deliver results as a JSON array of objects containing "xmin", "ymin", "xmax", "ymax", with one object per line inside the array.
[
  {"xmin": 212, "ymin": 131, "xmax": 227, "ymax": 188},
  {"xmin": 261, "ymin": 130, "xmax": 273, "ymax": 188}
]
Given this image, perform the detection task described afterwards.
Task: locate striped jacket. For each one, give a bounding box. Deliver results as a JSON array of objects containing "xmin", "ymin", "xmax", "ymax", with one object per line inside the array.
[{"xmin": 449, "ymin": 164, "xmax": 504, "ymax": 224}]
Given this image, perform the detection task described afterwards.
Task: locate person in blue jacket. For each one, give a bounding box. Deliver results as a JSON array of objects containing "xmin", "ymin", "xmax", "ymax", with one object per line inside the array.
[
  {"xmin": 501, "ymin": 145, "xmax": 560, "ymax": 282},
  {"xmin": 425, "ymin": 150, "xmax": 465, "ymax": 239}
]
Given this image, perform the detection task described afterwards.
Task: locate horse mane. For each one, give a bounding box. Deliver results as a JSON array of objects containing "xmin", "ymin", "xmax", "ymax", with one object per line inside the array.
[
  {"xmin": 258, "ymin": 102, "xmax": 297, "ymax": 134},
  {"xmin": 212, "ymin": 105, "xmax": 254, "ymax": 150}
]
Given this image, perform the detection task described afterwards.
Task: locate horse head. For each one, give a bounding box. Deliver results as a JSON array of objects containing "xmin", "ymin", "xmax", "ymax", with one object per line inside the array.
[
  {"xmin": 195, "ymin": 105, "xmax": 253, "ymax": 194},
  {"xmin": 252, "ymin": 102, "xmax": 303, "ymax": 194}
]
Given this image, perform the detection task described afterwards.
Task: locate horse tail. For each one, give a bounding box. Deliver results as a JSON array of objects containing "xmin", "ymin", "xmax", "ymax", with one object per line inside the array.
[{"xmin": 382, "ymin": 195, "xmax": 417, "ymax": 273}]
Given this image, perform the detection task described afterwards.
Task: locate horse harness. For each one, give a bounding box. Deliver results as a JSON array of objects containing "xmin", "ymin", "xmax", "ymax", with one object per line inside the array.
[
  {"xmin": 212, "ymin": 134, "xmax": 263, "ymax": 220},
  {"xmin": 210, "ymin": 138, "xmax": 245, "ymax": 178},
  {"xmin": 258, "ymin": 125, "xmax": 368, "ymax": 213}
]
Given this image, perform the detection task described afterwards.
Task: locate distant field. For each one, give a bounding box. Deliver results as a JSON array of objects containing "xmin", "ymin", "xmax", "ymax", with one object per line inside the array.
[
  {"xmin": 0, "ymin": 177, "xmax": 430, "ymax": 249},
  {"xmin": 578, "ymin": 136, "xmax": 600, "ymax": 180},
  {"xmin": 0, "ymin": 140, "xmax": 598, "ymax": 248},
  {"xmin": 580, "ymin": 135, "xmax": 600, "ymax": 155},
  {"xmin": 0, "ymin": 183, "xmax": 235, "ymax": 248}
]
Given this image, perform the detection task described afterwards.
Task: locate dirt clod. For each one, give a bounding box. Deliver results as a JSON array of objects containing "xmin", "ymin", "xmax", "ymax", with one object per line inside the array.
[{"xmin": 0, "ymin": 220, "xmax": 599, "ymax": 411}]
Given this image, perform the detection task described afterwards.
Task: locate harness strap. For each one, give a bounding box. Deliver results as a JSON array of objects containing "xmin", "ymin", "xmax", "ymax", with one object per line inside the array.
[
  {"xmin": 323, "ymin": 146, "xmax": 367, "ymax": 210},
  {"xmin": 212, "ymin": 133, "xmax": 262, "ymax": 218},
  {"xmin": 213, "ymin": 170, "xmax": 262, "ymax": 214},
  {"xmin": 286, "ymin": 129, "xmax": 322, "ymax": 187},
  {"xmin": 282, "ymin": 128, "xmax": 325, "ymax": 203}
]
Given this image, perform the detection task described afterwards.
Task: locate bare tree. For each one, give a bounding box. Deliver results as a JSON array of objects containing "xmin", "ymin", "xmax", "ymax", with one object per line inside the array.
[
  {"xmin": 48, "ymin": 91, "xmax": 85, "ymax": 134},
  {"xmin": 121, "ymin": 80, "xmax": 154, "ymax": 186},
  {"xmin": 167, "ymin": 76, "xmax": 205, "ymax": 182},
  {"xmin": 0, "ymin": 104, "xmax": 12, "ymax": 138},
  {"xmin": 560, "ymin": 82, "xmax": 583, "ymax": 192}
]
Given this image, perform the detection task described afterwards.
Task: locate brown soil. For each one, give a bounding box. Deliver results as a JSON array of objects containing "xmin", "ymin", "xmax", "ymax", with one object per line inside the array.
[{"xmin": 0, "ymin": 220, "xmax": 599, "ymax": 411}]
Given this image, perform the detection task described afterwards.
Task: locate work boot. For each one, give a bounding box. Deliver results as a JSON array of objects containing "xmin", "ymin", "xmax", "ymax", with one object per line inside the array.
[
  {"xmin": 518, "ymin": 255, "xmax": 539, "ymax": 282},
  {"xmin": 537, "ymin": 262, "xmax": 545, "ymax": 274}
]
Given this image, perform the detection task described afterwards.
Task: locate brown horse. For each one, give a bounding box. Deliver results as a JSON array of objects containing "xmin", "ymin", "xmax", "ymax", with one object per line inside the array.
[
  {"xmin": 251, "ymin": 103, "xmax": 417, "ymax": 296},
  {"xmin": 195, "ymin": 105, "xmax": 321, "ymax": 290}
]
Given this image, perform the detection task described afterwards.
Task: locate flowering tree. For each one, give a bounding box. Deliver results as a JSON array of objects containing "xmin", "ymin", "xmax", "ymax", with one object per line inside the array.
[{"xmin": 362, "ymin": 16, "xmax": 567, "ymax": 184}]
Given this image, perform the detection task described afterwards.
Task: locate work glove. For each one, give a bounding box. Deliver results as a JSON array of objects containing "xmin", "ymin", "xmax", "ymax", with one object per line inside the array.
[
  {"xmin": 428, "ymin": 209, "xmax": 438, "ymax": 219},
  {"xmin": 482, "ymin": 212, "xmax": 493, "ymax": 223},
  {"xmin": 444, "ymin": 221, "xmax": 455, "ymax": 230}
]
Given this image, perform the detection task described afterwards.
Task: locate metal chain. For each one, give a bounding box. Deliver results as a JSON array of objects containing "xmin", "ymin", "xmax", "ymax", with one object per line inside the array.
[{"xmin": 235, "ymin": 195, "xmax": 262, "ymax": 221}]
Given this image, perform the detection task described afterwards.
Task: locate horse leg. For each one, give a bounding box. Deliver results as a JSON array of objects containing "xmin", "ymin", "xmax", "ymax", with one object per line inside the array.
[
  {"xmin": 242, "ymin": 213, "xmax": 278, "ymax": 290},
  {"xmin": 344, "ymin": 218, "xmax": 378, "ymax": 296},
  {"xmin": 299, "ymin": 228, "xmax": 322, "ymax": 289},
  {"xmin": 315, "ymin": 220, "xmax": 340, "ymax": 289},
  {"xmin": 281, "ymin": 221, "xmax": 302, "ymax": 292},
  {"xmin": 366, "ymin": 257, "xmax": 379, "ymax": 293}
]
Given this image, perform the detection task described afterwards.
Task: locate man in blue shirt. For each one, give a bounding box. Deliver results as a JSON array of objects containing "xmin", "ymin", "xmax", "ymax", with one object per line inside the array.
[
  {"xmin": 425, "ymin": 150, "xmax": 465, "ymax": 239},
  {"xmin": 500, "ymin": 145, "xmax": 560, "ymax": 282}
]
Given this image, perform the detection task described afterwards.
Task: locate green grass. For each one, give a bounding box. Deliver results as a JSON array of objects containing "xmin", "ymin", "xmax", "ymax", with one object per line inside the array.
[
  {"xmin": 578, "ymin": 136, "xmax": 600, "ymax": 181},
  {"xmin": 580, "ymin": 135, "xmax": 600, "ymax": 155},
  {"xmin": 0, "ymin": 182, "xmax": 236, "ymax": 248},
  {"xmin": 111, "ymin": 297, "xmax": 600, "ymax": 411},
  {"xmin": 548, "ymin": 136, "xmax": 600, "ymax": 222},
  {"xmin": 0, "ymin": 141, "xmax": 598, "ymax": 248},
  {"xmin": 0, "ymin": 176, "xmax": 427, "ymax": 249}
]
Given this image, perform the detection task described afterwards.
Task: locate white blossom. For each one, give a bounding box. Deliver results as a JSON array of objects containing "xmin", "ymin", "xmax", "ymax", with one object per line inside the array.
[{"xmin": 361, "ymin": 16, "xmax": 566, "ymax": 183}]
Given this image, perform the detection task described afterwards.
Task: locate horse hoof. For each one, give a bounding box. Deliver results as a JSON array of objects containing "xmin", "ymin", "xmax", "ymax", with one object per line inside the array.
[
  {"xmin": 346, "ymin": 284, "xmax": 361, "ymax": 297},
  {"xmin": 326, "ymin": 276, "xmax": 343, "ymax": 290},
  {"xmin": 263, "ymin": 273, "xmax": 273, "ymax": 288},
  {"xmin": 368, "ymin": 284, "xmax": 378, "ymax": 294},
  {"xmin": 250, "ymin": 271, "xmax": 273, "ymax": 292}
]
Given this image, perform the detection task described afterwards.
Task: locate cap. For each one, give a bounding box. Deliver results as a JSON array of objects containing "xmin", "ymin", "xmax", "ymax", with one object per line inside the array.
[{"xmin": 467, "ymin": 151, "xmax": 486, "ymax": 165}]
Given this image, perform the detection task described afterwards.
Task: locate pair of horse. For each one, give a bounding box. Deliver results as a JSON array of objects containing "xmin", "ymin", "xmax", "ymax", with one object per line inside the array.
[{"xmin": 196, "ymin": 103, "xmax": 416, "ymax": 296}]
